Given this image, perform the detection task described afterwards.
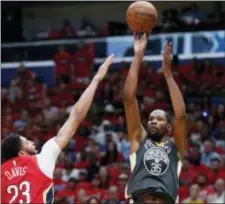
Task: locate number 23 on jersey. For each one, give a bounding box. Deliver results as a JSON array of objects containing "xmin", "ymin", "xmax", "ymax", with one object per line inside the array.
[{"xmin": 7, "ymin": 181, "xmax": 31, "ymax": 204}]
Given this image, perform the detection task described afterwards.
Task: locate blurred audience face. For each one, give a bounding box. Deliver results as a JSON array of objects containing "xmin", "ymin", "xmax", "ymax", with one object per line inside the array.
[
  {"xmin": 217, "ymin": 104, "xmax": 224, "ymax": 113},
  {"xmin": 54, "ymin": 168, "xmax": 63, "ymax": 180},
  {"xmin": 67, "ymin": 179, "xmax": 76, "ymax": 190},
  {"xmin": 87, "ymin": 197, "xmax": 99, "ymax": 204},
  {"xmin": 21, "ymin": 110, "xmax": 29, "ymax": 121},
  {"xmin": 108, "ymin": 186, "xmax": 118, "ymax": 200},
  {"xmin": 203, "ymin": 140, "xmax": 213, "ymax": 153},
  {"xmin": 210, "ymin": 159, "xmax": 221, "ymax": 172},
  {"xmin": 58, "ymin": 45, "xmax": 65, "ymax": 53},
  {"xmin": 77, "ymin": 189, "xmax": 86, "ymax": 203},
  {"xmin": 215, "ymin": 179, "xmax": 225, "ymax": 194},
  {"xmin": 197, "ymin": 174, "xmax": 208, "ymax": 188},
  {"xmin": 79, "ymin": 172, "xmax": 87, "ymax": 182},
  {"xmin": 108, "ymin": 141, "xmax": 116, "ymax": 152},
  {"xmin": 91, "ymin": 176, "xmax": 101, "ymax": 188},
  {"xmin": 18, "ymin": 63, "xmax": 26, "ymax": 72},
  {"xmin": 99, "ymin": 166, "xmax": 108, "ymax": 178},
  {"xmin": 189, "ymin": 184, "xmax": 200, "ymax": 200},
  {"xmin": 182, "ymin": 157, "xmax": 190, "ymax": 170},
  {"xmin": 64, "ymin": 159, "xmax": 74, "ymax": 170},
  {"xmin": 34, "ymin": 113, "xmax": 44, "ymax": 124},
  {"xmin": 118, "ymin": 115, "xmax": 125, "ymax": 124}
]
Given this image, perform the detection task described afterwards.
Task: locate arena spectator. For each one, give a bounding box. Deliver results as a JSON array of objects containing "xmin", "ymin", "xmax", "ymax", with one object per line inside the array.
[
  {"xmin": 53, "ymin": 168, "xmax": 67, "ymax": 192},
  {"xmin": 42, "ymin": 98, "xmax": 59, "ymax": 125},
  {"xmin": 201, "ymin": 140, "xmax": 221, "ymax": 167},
  {"xmin": 53, "ymin": 45, "xmax": 74, "ymax": 83},
  {"xmin": 103, "ymin": 186, "xmax": 122, "ymax": 204},
  {"xmin": 209, "ymin": 158, "xmax": 225, "ymax": 182},
  {"xmin": 73, "ymin": 42, "xmax": 94, "ymax": 84},
  {"xmin": 118, "ymin": 130, "xmax": 130, "ymax": 162},
  {"xmin": 162, "ymin": 9, "xmax": 181, "ymax": 32},
  {"xmin": 13, "ymin": 109, "xmax": 30, "ymax": 129},
  {"xmin": 86, "ymin": 174, "xmax": 105, "ymax": 200},
  {"xmin": 207, "ymin": 178, "xmax": 225, "ymax": 203},
  {"xmin": 15, "ymin": 63, "xmax": 37, "ymax": 85},
  {"xmin": 76, "ymin": 170, "xmax": 92, "ymax": 191},
  {"xmin": 180, "ymin": 3, "xmax": 207, "ymax": 25},
  {"xmin": 100, "ymin": 140, "xmax": 124, "ymax": 166},
  {"xmin": 196, "ymin": 173, "xmax": 215, "ymax": 201},
  {"xmin": 61, "ymin": 159, "xmax": 80, "ymax": 181},
  {"xmin": 79, "ymin": 17, "xmax": 97, "ymax": 37},
  {"xmin": 75, "ymin": 188, "xmax": 87, "ymax": 204},
  {"xmin": 60, "ymin": 19, "xmax": 77, "ymax": 38},
  {"xmin": 94, "ymin": 120, "xmax": 120, "ymax": 150},
  {"xmin": 182, "ymin": 184, "xmax": 204, "ymax": 204},
  {"xmin": 179, "ymin": 156, "xmax": 199, "ymax": 186},
  {"xmin": 86, "ymin": 197, "xmax": 101, "ymax": 204},
  {"xmin": 98, "ymin": 167, "xmax": 111, "ymax": 189},
  {"xmin": 8, "ymin": 79, "xmax": 23, "ymax": 104},
  {"xmin": 207, "ymin": 2, "xmax": 225, "ymax": 24},
  {"xmin": 48, "ymin": 26, "xmax": 60, "ymax": 39},
  {"xmin": 55, "ymin": 178, "xmax": 77, "ymax": 203}
]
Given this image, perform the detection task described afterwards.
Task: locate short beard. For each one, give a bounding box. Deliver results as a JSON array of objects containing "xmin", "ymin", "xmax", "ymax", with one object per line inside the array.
[{"xmin": 147, "ymin": 132, "xmax": 165, "ymax": 142}]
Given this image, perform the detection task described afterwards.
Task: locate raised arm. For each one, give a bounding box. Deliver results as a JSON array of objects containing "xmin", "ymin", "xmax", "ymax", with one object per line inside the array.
[
  {"xmin": 162, "ymin": 42, "xmax": 187, "ymax": 159},
  {"xmin": 55, "ymin": 55, "xmax": 114, "ymax": 149},
  {"xmin": 124, "ymin": 34, "xmax": 148, "ymax": 154}
]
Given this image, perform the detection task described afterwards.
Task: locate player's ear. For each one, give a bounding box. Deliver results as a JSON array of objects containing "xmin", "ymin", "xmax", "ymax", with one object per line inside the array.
[{"xmin": 167, "ymin": 123, "xmax": 172, "ymax": 133}]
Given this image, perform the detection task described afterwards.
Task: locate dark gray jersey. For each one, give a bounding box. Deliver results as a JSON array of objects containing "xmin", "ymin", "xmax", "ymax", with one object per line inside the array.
[{"xmin": 126, "ymin": 138, "xmax": 182, "ymax": 203}]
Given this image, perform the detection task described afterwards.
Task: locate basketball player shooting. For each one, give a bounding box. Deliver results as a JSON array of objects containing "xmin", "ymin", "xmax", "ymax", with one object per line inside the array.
[
  {"xmin": 1, "ymin": 55, "xmax": 114, "ymax": 204},
  {"xmin": 124, "ymin": 34, "xmax": 187, "ymax": 204}
]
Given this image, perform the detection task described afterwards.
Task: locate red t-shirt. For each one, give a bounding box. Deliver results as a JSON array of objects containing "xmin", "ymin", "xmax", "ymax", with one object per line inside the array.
[
  {"xmin": 1, "ymin": 155, "xmax": 53, "ymax": 203},
  {"xmin": 73, "ymin": 44, "xmax": 94, "ymax": 78},
  {"xmin": 53, "ymin": 51, "xmax": 73, "ymax": 77}
]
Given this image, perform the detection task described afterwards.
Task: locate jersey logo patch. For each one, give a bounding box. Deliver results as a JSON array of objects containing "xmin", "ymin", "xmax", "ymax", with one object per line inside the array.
[{"xmin": 143, "ymin": 146, "xmax": 169, "ymax": 176}]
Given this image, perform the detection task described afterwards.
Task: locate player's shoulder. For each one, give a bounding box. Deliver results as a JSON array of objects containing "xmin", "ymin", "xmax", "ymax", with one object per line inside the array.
[{"xmin": 2, "ymin": 155, "xmax": 37, "ymax": 167}]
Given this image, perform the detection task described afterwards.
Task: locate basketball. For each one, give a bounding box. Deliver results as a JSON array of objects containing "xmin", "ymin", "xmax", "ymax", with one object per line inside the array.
[{"xmin": 126, "ymin": 1, "xmax": 158, "ymax": 33}]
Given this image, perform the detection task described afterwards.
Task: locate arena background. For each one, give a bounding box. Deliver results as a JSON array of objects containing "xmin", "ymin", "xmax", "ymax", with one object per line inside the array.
[{"xmin": 1, "ymin": 1, "xmax": 225, "ymax": 203}]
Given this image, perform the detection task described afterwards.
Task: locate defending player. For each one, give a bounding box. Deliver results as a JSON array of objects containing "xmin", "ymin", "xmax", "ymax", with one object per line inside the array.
[
  {"xmin": 123, "ymin": 34, "xmax": 187, "ymax": 204},
  {"xmin": 1, "ymin": 55, "xmax": 114, "ymax": 204}
]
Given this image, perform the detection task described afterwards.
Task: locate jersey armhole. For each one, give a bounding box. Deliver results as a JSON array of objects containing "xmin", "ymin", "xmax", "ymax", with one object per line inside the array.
[{"xmin": 36, "ymin": 138, "xmax": 61, "ymax": 179}]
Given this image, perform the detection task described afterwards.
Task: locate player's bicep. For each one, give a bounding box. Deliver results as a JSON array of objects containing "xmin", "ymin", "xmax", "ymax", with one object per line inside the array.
[
  {"xmin": 173, "ymin": 116, "xmax": 188, "ymax": 160},
  {"xmin": 37, "ymin": 138, "xmax": 61, "ymax": 178},
  {"xmin": 124, "ymin": 99, "xmax": 146, "ymax": 153}
]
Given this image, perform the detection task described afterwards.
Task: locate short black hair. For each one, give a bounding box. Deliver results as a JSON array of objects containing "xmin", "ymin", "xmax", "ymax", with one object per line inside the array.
[{"xmin": 2, "ymin": 133, "xmax": 22, "ymax": 163}]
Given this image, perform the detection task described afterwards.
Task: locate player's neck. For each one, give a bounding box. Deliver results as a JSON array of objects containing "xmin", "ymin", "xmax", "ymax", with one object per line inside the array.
[{"xmin": 148, "ymin": 135, "xmax": 168, "ymax": 144}]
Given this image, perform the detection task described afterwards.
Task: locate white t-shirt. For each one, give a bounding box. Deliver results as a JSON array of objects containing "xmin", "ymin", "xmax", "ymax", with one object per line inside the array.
[{"xmin": 36, "ymin": 137, "xmax": 61, "ymax": 178}]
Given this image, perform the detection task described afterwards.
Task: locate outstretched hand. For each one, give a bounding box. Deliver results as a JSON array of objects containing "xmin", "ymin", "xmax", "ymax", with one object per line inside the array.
[
  {"xmin": 162, "ymin": 41, "xmax": 173, "ymax": 78},
  {"xmin": 134, "ymin": 33, "xmax": 149, "ymax": 58},
  {"xmin": 93, "ymin": 54, "xmax": 114, "ymax": 82}
]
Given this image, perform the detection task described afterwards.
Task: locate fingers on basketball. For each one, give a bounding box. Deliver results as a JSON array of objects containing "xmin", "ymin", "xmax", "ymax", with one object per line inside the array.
[{"xmin": 133, "ymin": 33, "xmax": 149, "ymax": 41}]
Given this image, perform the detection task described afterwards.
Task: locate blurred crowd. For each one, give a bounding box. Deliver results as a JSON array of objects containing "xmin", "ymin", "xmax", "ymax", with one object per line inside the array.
[
  {"xmin": 47, "ymin": 2, "xmax": 225, "ymax": 39},
  {"xmin": 2, "ymin": 2, "xmax": 225, "ymax": 42},
  {"xmin": 1, "ymin": 37, "xmax": 225, "ymax": 203}
]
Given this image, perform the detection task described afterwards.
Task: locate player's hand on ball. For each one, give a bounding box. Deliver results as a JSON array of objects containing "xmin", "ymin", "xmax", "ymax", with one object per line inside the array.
[
  {"xmin": 93, "ymin": 54, "xmax": 114, "ymax": 82},
  {"xmin": 134, "ymin": 33, "xmax": 149, "ymax": 58},
  {"xmin": 162, "ymin": 41, "xmax": 173, "ymax": 78}
]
